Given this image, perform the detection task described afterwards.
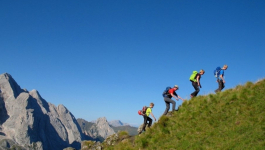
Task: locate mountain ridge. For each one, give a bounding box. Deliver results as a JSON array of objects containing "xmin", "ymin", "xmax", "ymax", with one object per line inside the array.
[{"xmin": 0, "ymin": 73, "xmax": 84, "ymax": 150}]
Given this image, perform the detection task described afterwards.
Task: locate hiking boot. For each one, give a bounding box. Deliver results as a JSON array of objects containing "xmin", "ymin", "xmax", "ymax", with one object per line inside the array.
[{"xmin": 215, "ymin": 90, "xmax": 220, "ymax": 93}]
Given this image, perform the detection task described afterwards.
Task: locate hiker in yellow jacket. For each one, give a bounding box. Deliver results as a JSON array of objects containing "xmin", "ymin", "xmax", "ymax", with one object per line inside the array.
[{"xmin": 139, "ymin": 103, "xmax": 156, "ymax": 134}]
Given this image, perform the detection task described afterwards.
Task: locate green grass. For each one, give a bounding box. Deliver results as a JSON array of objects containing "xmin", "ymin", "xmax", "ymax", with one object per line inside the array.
[{"xmin": 104, "ymin": 79, "xmax": 265, "ymax": 150}]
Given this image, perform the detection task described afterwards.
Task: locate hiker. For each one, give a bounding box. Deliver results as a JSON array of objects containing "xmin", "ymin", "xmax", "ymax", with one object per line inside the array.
[
  {"xmin": 190, "ymin": 69, "xmax": 205, "ymax": 98},
  {"xmin": 163, "ymin": 85, "xmax": 185, "ymax": 115},
  {"xmin": 215, "ymin": 65, "xmax": 228, "ymax": 93},
  {"xmin": 139, "ymin": 103, "xmax": 156, "ymax": 134}
]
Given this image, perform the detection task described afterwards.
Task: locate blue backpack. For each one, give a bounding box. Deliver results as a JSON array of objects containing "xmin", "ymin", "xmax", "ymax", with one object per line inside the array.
[
  {"xmin": 162, "ymin": 86, "xmax": 171, "ymax": 97},
  {"xmin": 214, "ymin": 67, "xmax": 221, "ymax": 78}
]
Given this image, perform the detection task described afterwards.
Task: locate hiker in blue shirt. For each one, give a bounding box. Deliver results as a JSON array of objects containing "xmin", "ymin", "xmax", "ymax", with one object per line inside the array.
[{"xmin": 215, "ymin": 65, "xmax": 228, "ymax": 93}]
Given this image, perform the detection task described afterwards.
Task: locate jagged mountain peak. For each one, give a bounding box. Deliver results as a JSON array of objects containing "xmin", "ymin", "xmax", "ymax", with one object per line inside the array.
[
  {"xmin": 29, "ymin": 89, "xmax": 42, "ymax": 100},
  {"xmin": 1, "ymin": 72, "xmax": 12, "ymax": 78},
  {"xmin": 108, "ymin": 120, "xmax": 125, "ymax": 127},
  {"xmin": 0, "ymin": 73, "xmax": 23, "ymax": 99},
  {"xmin": 108, "ymin": 120, "xmax": 132, "ymax": 127},
  {"xmin": 96, "ymin": 117, "xmax": 108, "ymax": 124}
]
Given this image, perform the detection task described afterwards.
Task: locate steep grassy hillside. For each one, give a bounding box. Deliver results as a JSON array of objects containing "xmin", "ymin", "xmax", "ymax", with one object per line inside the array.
[{"xmin": 105, "ymin": 79, "xmax": 265, "ymax": 150}]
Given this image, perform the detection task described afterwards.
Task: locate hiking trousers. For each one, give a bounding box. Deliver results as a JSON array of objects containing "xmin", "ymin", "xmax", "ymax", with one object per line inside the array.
[
  {"xmin": 215, "ymin": 79, "xmax": 225, "ymax": 92},
  {"xmin": 142, "ymin": 115, "xmax": 152, "ymax": 132},
  {"xmin": 163, "ymin": 97, "xmax": 176, "ymax": 115},
  {"xmin": 191, "ymin": 82, "xmax": 200, "ymax": 97}
]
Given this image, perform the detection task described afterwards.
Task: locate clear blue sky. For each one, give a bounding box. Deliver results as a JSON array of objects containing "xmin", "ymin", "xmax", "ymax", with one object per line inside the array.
[{"xmin": 1, "ymin": 0, "xmax": 264, "ymax": 126}]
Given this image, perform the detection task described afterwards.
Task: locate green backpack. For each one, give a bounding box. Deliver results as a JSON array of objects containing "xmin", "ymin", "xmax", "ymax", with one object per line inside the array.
[{"xmin": 189, "ymin": 71, "xmax": 198, "ymax": 82}]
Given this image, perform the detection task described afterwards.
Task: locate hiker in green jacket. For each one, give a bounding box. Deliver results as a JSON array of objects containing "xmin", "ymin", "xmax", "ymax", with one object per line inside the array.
[{"xmin": 190, "ymin": 69, "xmax": 205, "ymax": 97}]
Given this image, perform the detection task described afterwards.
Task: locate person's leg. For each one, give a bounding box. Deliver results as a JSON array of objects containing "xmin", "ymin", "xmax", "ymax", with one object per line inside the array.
[
  {"xmin": 171, "ymin": 99, "xmax": 176, "ymax": 111},
  {"xmin": 164, "ymin": 97, "xmax": 176, "ymax": 111},
  {"xmin": 163, "ymin": 98, "xmax": 170, "ymax": 115},
  {"xmin": 220, "ymin": 80, "xmax": 225, "ymax": 91},
  {"xmin": 218, "ymin": 80, "xmax": 223, "ymax": 91},
  {"xmin": 215, "ymin": 79, "xmax": 221, "ymax": 93},
  {"xmin": 141, "ymin": 115, "xmax": 148, "ymax": 133},
  {"xmin": 191, "ymin": 82, "xmax": 200, "ymax": 97},
  {"xmin": 147, "ymin": 117, "xmax": 152, "ymax": 127},
  {"xmin": 163, "ymin": 101, "xmax": 170, "ymax": 115}
]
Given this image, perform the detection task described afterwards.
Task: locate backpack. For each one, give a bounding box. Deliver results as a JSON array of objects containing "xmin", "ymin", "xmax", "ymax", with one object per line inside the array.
[
  {"xmin": 138, "ymin": 106, "xmax": 148, "ymax": 115},
  {"xmin": 162, "ymin": 86, "xmax": 171, "ymax": 97},
  {"xmin": 214, "ymin": 67, "xmax": 221, "ymax": 78},
  {"xmin": 189, "ymin": 71, "xmax": 198, "ymax": 82}
]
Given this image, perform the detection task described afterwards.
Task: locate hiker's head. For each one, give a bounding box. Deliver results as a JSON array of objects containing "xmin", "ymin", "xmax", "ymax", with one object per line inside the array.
[
  {"xmin": 223, "ymin": 65, "xmax": 228, "ymax": 70},
  {"xmin": 200, "ymin": 69, "xmax": 205, "ymax": 75},
  {"xmin": 173, "ymin": 85, "xmax": 179, "ymax": 90},
  {"xmin": 150, "ymin": 103, "xmax": 154, "ymax": 108}
]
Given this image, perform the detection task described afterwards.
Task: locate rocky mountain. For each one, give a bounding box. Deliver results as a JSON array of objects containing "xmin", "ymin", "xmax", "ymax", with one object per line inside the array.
[
  {"xmin": 108, "ymin": 120, "xmax": 130, "ymax": 127},
  {"xmin": 77, "ymin": 118, "xmax": 115, "ymax": 142},
  {"xmin": 0, "ymin": 73, "xmax": 84, "ymax": 150},
  {"xmin": 77, "ymin": 118, "xmax": 138, "ymax": 141}
]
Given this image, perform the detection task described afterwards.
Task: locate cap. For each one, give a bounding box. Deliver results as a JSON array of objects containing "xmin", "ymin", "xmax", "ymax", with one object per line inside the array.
[{"xmin": 174, "ymin": 85, "xmax": 179, "ymax": 88}]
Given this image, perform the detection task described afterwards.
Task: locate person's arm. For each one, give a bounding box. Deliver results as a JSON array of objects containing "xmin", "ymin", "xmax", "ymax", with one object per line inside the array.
[
  {"xmin": 220, "ymin": 70, "xmax": 225, "ymax": 83},
  {"xmin": 196, "ymin": 75, "xmax": 200, "ymax": 86},
  {"xmin": 170, "ymin": 93, "xmax": 179, "ymax": 101},
  {"xmin": 177, "ymin": 95, "xmax": 185, "ymax": 101},
  {"xmin": 220, "ymin": 74, "xmax": 225, "ymax": 83},
  {"xmin": 150, "ymin": 112, "xmax": 156, "ymax": 121}
]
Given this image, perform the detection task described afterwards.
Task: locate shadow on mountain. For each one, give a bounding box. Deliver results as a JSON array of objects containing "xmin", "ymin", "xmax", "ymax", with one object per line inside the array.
[
  {"xmin": 0, "ymin": 132, "xmax": 6, "ymax": 136},
  {"xmin": 26, "ymin": 95, "xmax": 80, "ymax": 150},
  {"xmin": 4, "ymin": 73, "xmax": 23, "ymax": 98},
  {"xmin": 0, "ymin": 91, "xmax": 9, "ymax": 124},
  {"xmin": 83, "ymin": 134, "xmax": 104, "ymax": 142}
]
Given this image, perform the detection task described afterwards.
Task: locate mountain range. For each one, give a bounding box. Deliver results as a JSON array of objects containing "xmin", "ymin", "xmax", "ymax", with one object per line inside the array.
[
  {"xmin": 77, "ymin": 118, "xmax": 138, "ymax": 142},
  {"xmin": 0, "ymin": 73, "xmax": 137, "ymax": 150},
  {"xmin": 108, "ymin": 120, "xmax": 130, "ymax": 127}
]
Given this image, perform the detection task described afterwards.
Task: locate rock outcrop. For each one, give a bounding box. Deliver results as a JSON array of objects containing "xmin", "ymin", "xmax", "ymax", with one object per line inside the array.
[
  {"xmin": 95, "ymin": 117, "xmax": 115, "ymax": 139},
  {"xmin": 0, "ymin": 73, "xmax": 84, "ymax": 150}
]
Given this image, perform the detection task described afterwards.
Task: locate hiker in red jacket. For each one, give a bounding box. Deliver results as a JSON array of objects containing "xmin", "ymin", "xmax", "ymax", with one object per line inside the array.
[{"xmin": 163, "ymin": 85, "xmax": 185, "ymax": 115}]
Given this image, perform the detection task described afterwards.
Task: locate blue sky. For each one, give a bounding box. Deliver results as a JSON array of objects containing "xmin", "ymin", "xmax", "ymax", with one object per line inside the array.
[{"xmin": 1, "ymin": 0, "xmax": 264, "ymax": 126}]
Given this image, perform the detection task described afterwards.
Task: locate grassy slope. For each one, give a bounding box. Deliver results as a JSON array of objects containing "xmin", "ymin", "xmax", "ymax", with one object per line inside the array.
[{"xmin": 106, "ymin": 80, "xmax": 265, "ymax": 150}]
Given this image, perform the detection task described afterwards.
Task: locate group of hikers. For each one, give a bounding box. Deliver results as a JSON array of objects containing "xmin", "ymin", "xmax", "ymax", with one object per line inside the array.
[{"xmin": 138, "ymin": 65, "xmax": 228, "ymax": 134}]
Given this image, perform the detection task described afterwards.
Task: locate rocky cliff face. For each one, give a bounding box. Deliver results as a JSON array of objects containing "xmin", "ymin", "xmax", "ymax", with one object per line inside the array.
[
  {"xmin": 78, "ymin": 117, "xmax": 115, "ymax": 141},
  {"xmin": 0, "ymin": 73, "xmax": 84, "ymax": 150},
  {"xmin": 94, "ymin": 117, "xmax": 115, "ymax": 139}
]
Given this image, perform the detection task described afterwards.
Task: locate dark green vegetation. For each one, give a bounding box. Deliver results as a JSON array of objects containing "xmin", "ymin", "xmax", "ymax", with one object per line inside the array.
[{"xmin": 104, "ymin": 79, "xmax": 265, "ymax": 150}]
